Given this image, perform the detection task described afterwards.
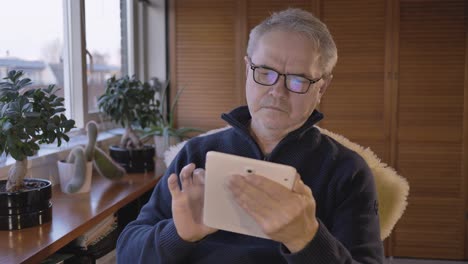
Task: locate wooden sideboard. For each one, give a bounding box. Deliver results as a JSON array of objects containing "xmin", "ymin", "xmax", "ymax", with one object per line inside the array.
[{"xmin": 0, "ymin": 160, "xmax": 164, "ymax": 264}]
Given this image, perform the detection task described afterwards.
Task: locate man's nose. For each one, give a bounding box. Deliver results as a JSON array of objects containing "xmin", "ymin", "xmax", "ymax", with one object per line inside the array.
[{"xmin": 268, "ymin": 74, "xmax": 288, "ymax": 97}]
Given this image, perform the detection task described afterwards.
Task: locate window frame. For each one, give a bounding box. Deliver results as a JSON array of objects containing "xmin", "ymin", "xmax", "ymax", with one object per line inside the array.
[
  {"xmin": 62, "ymin": 0, "xmax": 136, "ymax": 128},
  {"xmin": 63, "ymin": 0, "xmax": 87, "ymax": 128}
]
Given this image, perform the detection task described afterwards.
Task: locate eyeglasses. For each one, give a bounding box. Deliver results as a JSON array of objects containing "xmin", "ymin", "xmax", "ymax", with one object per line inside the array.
[{"xmin": 249, "ymin": 59, "xmax": 322, "ymax": 94}]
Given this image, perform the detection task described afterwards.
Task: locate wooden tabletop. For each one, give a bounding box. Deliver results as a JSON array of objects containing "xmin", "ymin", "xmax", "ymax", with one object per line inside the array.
[{"xmin": 0, "ymin": 160, "xmax": 165, "ymax": 264}]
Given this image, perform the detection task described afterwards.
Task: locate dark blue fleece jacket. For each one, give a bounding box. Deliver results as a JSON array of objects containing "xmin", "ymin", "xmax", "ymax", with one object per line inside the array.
[{"xmin": 117, "ymin": 106, "xmax": 384, "ymax": 264}]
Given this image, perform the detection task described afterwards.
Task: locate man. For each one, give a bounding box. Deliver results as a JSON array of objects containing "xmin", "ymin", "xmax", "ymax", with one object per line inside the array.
[{"xmin": 117, "ymin": 8, "xmax": 384, "ymax": 263}]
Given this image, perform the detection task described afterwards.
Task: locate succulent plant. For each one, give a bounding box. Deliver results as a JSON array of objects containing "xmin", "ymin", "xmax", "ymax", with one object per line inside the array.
[
  {"xmin": 63, "ymin": 121, "xmax": 125, "ymax": 193},
  {"xmin": 64, "ymin": 146, "xmax": 87, "ymax": 193},
  {"xmin": 93, "ymin": 146, "xmax": 126, "ymax": 180},
  {"xmin": 0, "ymin": 70, "xmax": 75, "ymax": 192},
  {"xmin": 98, "ymin": 75, "xmax": 160, "ymax": 150},
  {"xmin": 148, "ymin": 81, "xmax": 203, "ymax": 143}
]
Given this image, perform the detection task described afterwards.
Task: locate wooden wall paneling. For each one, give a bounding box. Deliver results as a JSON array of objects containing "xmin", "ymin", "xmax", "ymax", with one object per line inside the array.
[
  {"xmin": 169, "ymin": 0, "xmax": 177, "ymax": 127},
  {"xmin": 388, "ymin": 0, "xmax": 399, "ymax": 169},
  {"xmin": 465, "ymin": 4, "xmax": 468, "ymax": 258},
  {"xmin": 235, "ymin": 0, "xmax": 247, "ymax": 106},
  {"xmin": 173, "ymin": 0, "xmax": 239, "ymax": 130},
  {"xmin": 395, "ymin": 197, "xmax": 464, "ymax": 258},
  {"xmin": 319, "ymin": 0, "xmax": 389, "ymax": 162},
  {"xmin": 388, "ymin": 0, "xmax": 400, "ymax": 256},
  {"xmin": 393, "ymin": 0, "xmax": 466, "ymax": 259},
  {"xmin": 311, "ymin": 0, "xmax": 321, "ymax": 17},
  {"xmin": 246, "ymin": 0, "xmax": 315, "ymax": 34}
]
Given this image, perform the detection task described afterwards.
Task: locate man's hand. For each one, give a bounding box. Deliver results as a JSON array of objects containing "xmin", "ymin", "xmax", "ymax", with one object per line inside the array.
[
  {"xmin": 168, "ymin": 163, "xmax": 217, "ymax": 242},
  {"xmin": 228, "ymin": 173, "xmax": 319, "ymax": 253}
]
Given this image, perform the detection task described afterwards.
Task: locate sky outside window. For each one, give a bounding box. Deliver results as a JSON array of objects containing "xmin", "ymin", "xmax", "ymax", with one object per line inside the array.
[
  {"xmin": 0, "ymin": 0, "xmax": 122, "ymax": 114},
  {"xmin": 85, "ymin": 0, "xmax": 122, "ymax": 113}
]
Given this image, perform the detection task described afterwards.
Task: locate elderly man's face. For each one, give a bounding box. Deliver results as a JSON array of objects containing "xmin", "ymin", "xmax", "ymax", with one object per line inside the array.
[{"xmin": 245, "ymin": 30, "xmax": 329, "ymax": 133}]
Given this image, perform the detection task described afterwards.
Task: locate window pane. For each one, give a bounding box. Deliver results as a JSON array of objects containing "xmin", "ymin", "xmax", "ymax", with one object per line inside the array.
[
  {"xmin": 0, "ymin": 0, "xmax": 66, "ymax": 114},
  {"xmin": 85, "ymin": 0, "xmax": 123, "ymax": 113}
]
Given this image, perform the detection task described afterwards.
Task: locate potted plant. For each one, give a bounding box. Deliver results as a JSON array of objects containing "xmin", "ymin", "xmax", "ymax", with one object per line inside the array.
[
  {"xmin": 149, "ymin": 78, "xmax": 203, "ymax": 158},
  {"xmin": 57, "ymin": 121, "xmax": 126, "ymax": 194},
  {"xmin": 0, "ymin": 70, "xmax": 75, "ymax": 230},
  {"xmin": 98, "ymin": 75, "xmax": 160, "ymax": 173}
]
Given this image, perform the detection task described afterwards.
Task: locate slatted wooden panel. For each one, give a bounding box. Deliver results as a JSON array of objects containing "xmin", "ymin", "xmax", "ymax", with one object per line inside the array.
[
  {"xmin": 395, "ymin": 197, "xmax": 464, "ymax": 257},
  {"xmin": 174, "ymin": 0, "xmax": 239, "ymax": 130},
  {"xmin": 319, "ymin": 0, "xmax": 389, "ymax": 161},
  {"xmin": 247, "ymin": 0, "xmax": 315, "ymax": 32},
  {"xmin": 171, "ymin": 1, "xmax": 468, "ymax": 259},
  {"xmin": 393, "ymin": 0, "xmax": 466, "ymax": 259}
]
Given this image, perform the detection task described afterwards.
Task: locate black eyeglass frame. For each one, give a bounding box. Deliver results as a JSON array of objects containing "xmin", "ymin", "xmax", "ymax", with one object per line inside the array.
[{"xmin": 248, "ymin": 60, "xmax": 323, "ymax": 94}]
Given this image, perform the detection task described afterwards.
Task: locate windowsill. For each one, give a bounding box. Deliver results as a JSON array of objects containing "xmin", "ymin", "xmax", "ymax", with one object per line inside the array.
[{"xmin": 0, "ymin": 128, "xmax": 125, "ymax": 182}]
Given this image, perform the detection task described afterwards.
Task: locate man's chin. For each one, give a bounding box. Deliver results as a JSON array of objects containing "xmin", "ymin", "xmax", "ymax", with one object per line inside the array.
[{"xmin": 257, "ymin": 116, "xmax": 289, "ymax": 130}]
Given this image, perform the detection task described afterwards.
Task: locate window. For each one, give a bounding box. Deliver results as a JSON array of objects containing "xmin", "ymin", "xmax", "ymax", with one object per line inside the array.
[
  {"xmin": 0, "ymin": 0, "xmax": 130, "ymax": 128},
  {"xmin": 0, "ymin": 0, "xmax": 66, "ymax": 113},
  {"xmin": 0, "ymin": 0, "xmax": 166, "ymax": 173},
  {"xmin": 0, "ymin": 0, "xmax": 137, "ymax": 170},
  {"xmin": 85, "ymin": 0, "xmax": 124, "ymax": 113}
]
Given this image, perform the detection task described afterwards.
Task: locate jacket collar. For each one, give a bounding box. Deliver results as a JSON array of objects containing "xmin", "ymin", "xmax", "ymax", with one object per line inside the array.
[{"xmin": 221, "ymin": 105, "xmax": 324, "ymax": 140}]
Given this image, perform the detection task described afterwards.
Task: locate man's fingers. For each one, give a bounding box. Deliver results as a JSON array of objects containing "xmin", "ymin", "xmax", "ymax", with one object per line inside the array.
[
  {"xmin": 228, "ymin": 175, "xmax": 273, "ymax": 217},
  {"xmin": 180, "ymin": 163, "xmax": 196, "ymax": 188},
  {"xmin": 168, "ymin": 173, "xmax": 181, "ymax": 197},
  {"xmin": 243, "ymin": 174, "xmax": 291, "ymax": 198},
  {"xmin": 292, "ymin": 175, "xmax": 312, "ymax": 198},
  {"xmin": 193, "ymin": 168, "xmax": 206, "ymax": 185}
]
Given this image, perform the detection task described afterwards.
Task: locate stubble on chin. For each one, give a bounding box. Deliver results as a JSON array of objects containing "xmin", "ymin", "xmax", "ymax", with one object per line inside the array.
[{"xmin": 254, "ymin": 111, "xmax": 290, "ymax": 131}]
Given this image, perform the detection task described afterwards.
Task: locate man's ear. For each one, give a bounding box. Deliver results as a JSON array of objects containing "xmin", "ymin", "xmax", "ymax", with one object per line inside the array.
[
  {"xmin": 319, "ymin": 74, "xmax": 333, "ymax": 95},
  {"xmin": 244, "ymin": 56, "xmax": 250, "ymax": 77}
]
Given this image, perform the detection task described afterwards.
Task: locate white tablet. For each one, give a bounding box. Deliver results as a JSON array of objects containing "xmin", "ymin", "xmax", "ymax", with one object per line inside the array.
[{"xmin": 203, "ymin": 151, "xmax": 297, "ymax": 239}]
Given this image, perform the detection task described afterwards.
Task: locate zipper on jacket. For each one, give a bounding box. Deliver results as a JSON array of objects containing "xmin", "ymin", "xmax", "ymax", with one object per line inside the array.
[
  {"xmin": 221, "ymin": 109, "xmax": 323, "ymax": 161},
  {"xmin": 222, "ymin": 113, "xmax": 264, "ymax": 159},
  {"xmin": 222, "ymin": 113, "xmax": 305, "ymax": 162}
]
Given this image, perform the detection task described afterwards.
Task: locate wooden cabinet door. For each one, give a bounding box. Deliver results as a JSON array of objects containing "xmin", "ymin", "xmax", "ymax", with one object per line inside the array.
[
  {"xmin": 170, "ymin": 0, "xmax": 241, "ymax": 130},
  {"xmin": 319, "ymin": 0, "xmax": 391, "ymax": 162},
  {"xmin": 392, "ymin": 0, "xmax": 467, "ymax": 259},
  {"xmin": 246, "ymin": 0, "xmax": 316, "ymax": 30}
]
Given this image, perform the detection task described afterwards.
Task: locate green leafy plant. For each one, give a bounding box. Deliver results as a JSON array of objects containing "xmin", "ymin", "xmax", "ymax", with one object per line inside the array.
[
  {"xmin": 98, "ymin": 75, "xmax": 160, "ymax": 150},
  {"xmin": 149, "ymin": 80, "xmax": 203, "ymax": 143},
  {"xmin": 0, "ymin": 70, "xmax": 75, "ymax": 192}
]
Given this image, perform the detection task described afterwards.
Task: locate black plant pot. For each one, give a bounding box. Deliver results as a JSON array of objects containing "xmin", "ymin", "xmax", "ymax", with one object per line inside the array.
[
  {"xmin": 109, "ymin": 145, "xmax": 155, "ymax": 173},
  {"xmin": 0, "ymin": 179, "xmax": 52, "ymax": 230}
]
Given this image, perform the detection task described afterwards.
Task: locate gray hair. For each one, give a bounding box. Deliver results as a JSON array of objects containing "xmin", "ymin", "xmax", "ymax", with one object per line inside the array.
[{"xmin": 247, "ymin": 8, "xmax": 338, "ymax": 75}]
